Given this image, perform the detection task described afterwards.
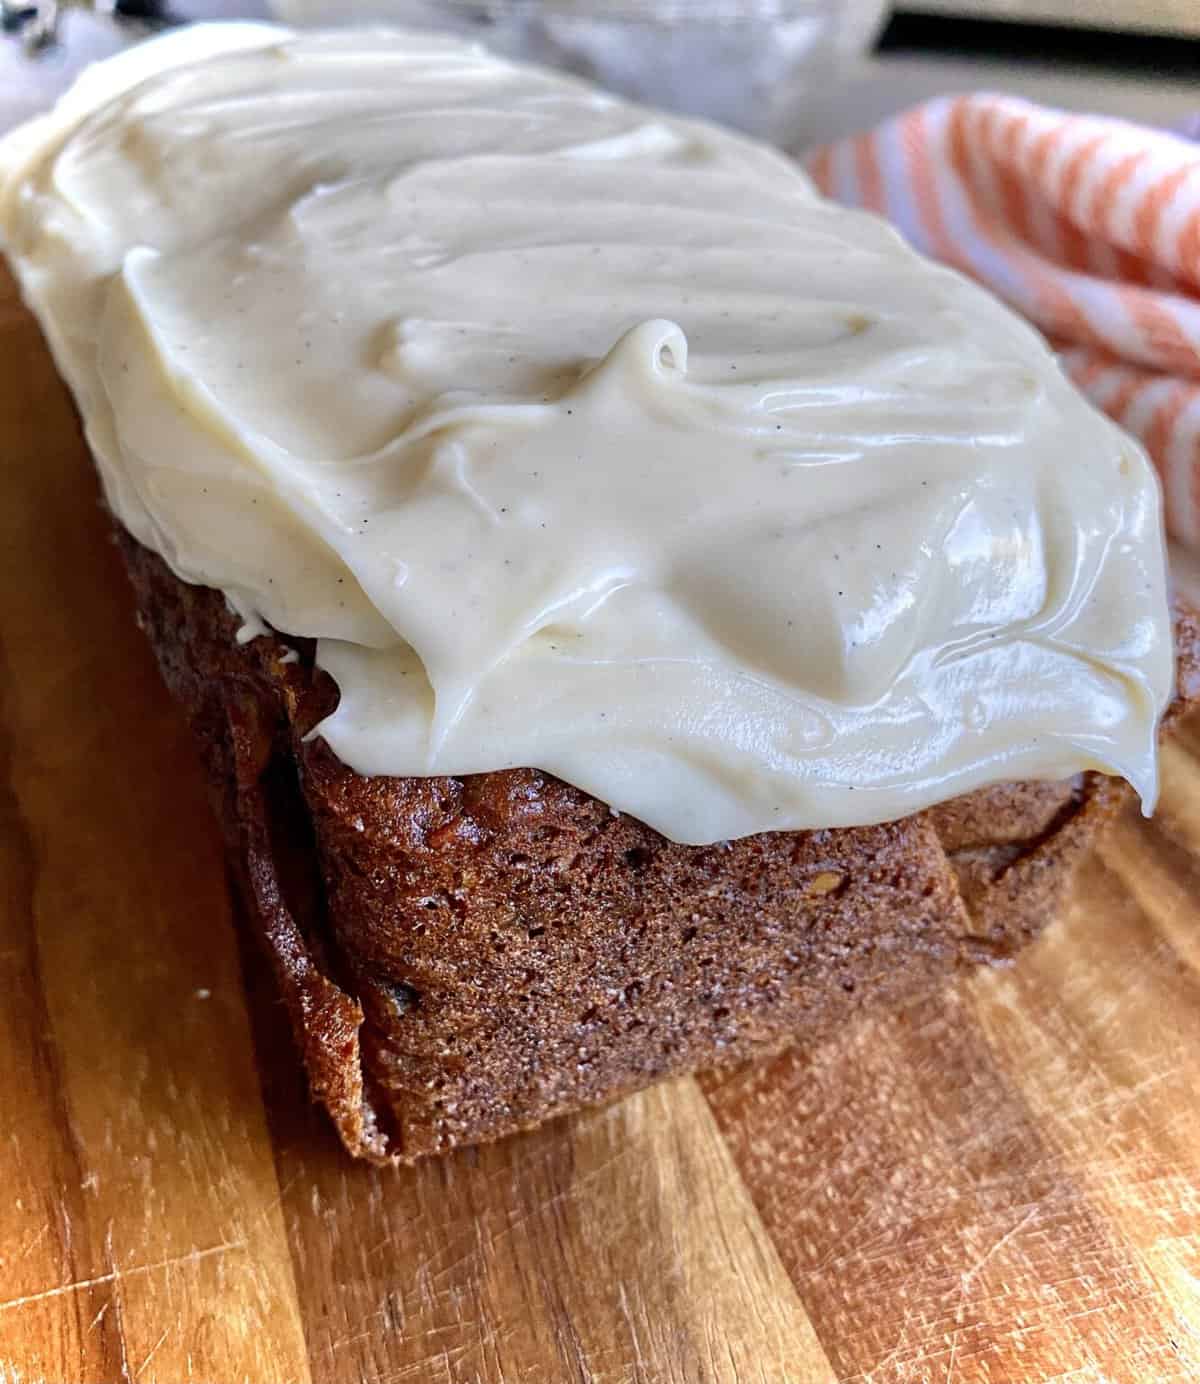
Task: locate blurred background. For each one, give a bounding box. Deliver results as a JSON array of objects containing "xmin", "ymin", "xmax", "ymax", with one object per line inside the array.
[{"xmin": 2, "ymin": 1, "xmax": 1198, "ymax": 148}]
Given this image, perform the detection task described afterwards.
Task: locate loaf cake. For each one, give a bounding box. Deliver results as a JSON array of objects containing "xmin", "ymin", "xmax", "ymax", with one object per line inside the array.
[
  {"xmin": 120, "ymin": 531, "xmax": 1199, "ymax": 1160},
  {"xmin": 1, "ymin": 24, "xmax": 1189, "ymax": 1162}
]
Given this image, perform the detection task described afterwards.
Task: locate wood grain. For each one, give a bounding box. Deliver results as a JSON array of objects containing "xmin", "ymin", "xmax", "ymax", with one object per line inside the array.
[
  {"xmin": 1, "ymin": 262, "xmax": 1199, "ymax": 1383},
  {"xmin": 0, "ymin": 267, "xmax": 310, "ymax": 1384},
  {"xmin": 703, "ymin": 826, "xmax": 1200, "ymax": 1384}
]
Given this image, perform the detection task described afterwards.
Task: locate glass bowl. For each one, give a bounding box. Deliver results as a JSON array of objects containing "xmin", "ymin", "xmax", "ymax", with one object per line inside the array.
[{"xmin": 269, "ymin": 0, "xmax": 890, "ymax": 142}]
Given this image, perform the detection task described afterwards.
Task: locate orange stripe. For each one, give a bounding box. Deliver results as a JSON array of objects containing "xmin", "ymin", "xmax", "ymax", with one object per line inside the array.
[
  {"xmin": 942, "ymin": 98, "xmax": 1040, "ymax": 315},
  {"xmin": 1090, "ymin": 148, "xmax": 1146, "ymax": 233},
  {"xmin": 901, "ymin": 106, "xmax": 958, "ymax": 265},
  {"xmin": 1145, "ymin": 262, "xmax": 1186, "ymax": 294},
  {"xmin": 1057, "ymin": 131, "xmax": 1109, "ymax": 271},
  {"xmin": 1120, "ymin": 287, "xmax": 1200, "ymax": 379},
  {"xmin": 946, "ymin": 97, "xmax": 1020, "ymax": 250},
  {"xmin": 991, "ymin": 109, "xmax": 1033, "ymax": 241},
  {"xmin": 1081, "ymin": 225, "xmax": 1120, "ymax": 281},
  {"xmin": 1033, "ymin": 210, "xmax": 1080, "ymax": 271},
  {"xmin": 938, "ymin": 102, "xmax": 1113, "ymax": 352},
  {"xmin": 1037, "ymin": 273, "xmax": 1115, "ymax": 353},
  {"xmin": 1022, "ymin": 120, "xmax": 1074, "ymax": 260},
  {"xmin": 808, "ymin": 145, "xmax": 834, "ymax": 197},
  {"xmin": 1114, "ymin": 246, "xmax": 1154, "ymax": 287},
  {"xmin": 1143, "ymin": 380, "xmax": 1193, "ymax": 471},
  {"xmin": 1105, "ymin": 369, "xmax": 1155, "ymax": 431},
  {"xmin": 972, "ymin": 101, "xmax": 1009, "ymax": 214},
  {"xmin": 852, "ymin": 132, "xmax": 885, "ymax": 214},
  {"xmin": 1087, "ymin": 149, "xmax": 1148, "ymax": 283},
  {"xmin": 1178, "ymin": 209, "xmax": 1200, "ymax": 287},
  {"xmin": 1029, "ymin": 120, "xmax": 1063, "ymax": 175},
  {"xmin": 1131, "ymin": 162, "xmax": 1190, "ymax": 263},
  {"xmin": 1065, "ymin": 352, "xmax": 1118, "ymax": 393},
  {"xmin": 945, "ymin": 97, "xmax": 976, "ymax": 196}
]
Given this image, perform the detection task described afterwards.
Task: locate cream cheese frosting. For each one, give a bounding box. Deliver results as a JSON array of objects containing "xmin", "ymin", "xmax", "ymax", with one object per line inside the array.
[{"xmin": 0, "ymin": 23, "xmax": 1174, "ymax": 844}]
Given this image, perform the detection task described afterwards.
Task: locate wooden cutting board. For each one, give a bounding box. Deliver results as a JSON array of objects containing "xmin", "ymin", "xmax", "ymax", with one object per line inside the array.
[{"xmin": 2, "ymin": 261, "xmax": 1199, "ymax": 1384}]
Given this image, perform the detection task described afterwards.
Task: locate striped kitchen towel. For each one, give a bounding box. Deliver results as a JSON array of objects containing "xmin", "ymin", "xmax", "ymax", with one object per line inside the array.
[{"xmin": 808, "ymin": 95, "xmax": 1200, "ymax": 548}]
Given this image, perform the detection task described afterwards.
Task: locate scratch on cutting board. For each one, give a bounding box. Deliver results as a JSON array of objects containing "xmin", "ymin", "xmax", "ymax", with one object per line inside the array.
[
  {"xmin": 959, "ymin": 1206, "xmax": 1040, "ymax": 1290},
  {"xmin": 944, "ymin": 1330, "xmax": 959, "ymax": 1384},
  {"xmin": 616, "ymin": 1280, "xmax": 649, "ymax": 1377},
  {"xmin": 134, "ymin": 1326, "xmax": 169, "ymax": 1379},
  {"xmin": 328, "ymin": 1329, "xmax": 374, "ymax": 1354},
  {"xmin": 16, "ymin": 1224, "xmax": 49, "ymax": 1261},
  {"xmin": 0, "ymin": 1239, "xmax": 246, "ymax": 1313}
]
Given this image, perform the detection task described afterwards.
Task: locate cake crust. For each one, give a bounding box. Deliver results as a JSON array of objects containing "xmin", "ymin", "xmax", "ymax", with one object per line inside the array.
[{"xmin": 120, "ymin": 532, "xmax": 1200, "ymax": 1162}]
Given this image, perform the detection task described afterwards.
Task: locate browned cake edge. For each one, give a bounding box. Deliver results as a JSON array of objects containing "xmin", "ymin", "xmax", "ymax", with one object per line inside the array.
[{"xmin": 119, "ymin": 530, "xmax": 1200, "ymax": 1163}]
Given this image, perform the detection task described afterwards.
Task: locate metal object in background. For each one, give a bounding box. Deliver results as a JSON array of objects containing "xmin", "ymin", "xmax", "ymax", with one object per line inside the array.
[{"xmin": 1, "ymin": 0, "xmax": 179, "ymax": 52}]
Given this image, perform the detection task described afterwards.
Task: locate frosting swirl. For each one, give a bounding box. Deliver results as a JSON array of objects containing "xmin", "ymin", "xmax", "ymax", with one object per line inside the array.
[{"xmin": 0, "ymin": 24, "xmax": 1173, "ymax": 843}]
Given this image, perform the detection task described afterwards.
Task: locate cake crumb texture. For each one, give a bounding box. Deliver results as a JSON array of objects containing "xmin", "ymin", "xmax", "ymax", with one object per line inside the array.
[{"xmin": 120, "ymin": 533, "xmax": 1199, "ymax": 1163}]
